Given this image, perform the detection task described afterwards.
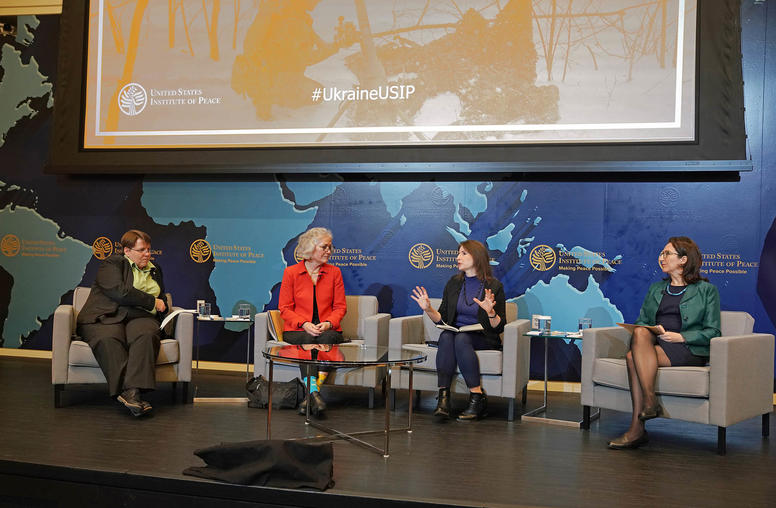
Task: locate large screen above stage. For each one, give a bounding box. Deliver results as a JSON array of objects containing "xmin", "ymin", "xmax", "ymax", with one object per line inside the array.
[{"xmin": 82, "ymin": 0, "xmax": 698, "ymax": 149}]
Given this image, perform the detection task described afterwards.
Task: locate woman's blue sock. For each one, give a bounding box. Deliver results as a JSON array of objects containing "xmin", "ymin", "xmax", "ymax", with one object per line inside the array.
[{"xmin": 302, "ymin": 376, "xmax": 319, "ymax": 392}]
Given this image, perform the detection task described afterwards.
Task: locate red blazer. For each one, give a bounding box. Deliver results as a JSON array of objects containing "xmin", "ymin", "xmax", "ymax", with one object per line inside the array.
[{"xmin": 278, "ymin": 261, "xmax": 347, "ymax": 332}]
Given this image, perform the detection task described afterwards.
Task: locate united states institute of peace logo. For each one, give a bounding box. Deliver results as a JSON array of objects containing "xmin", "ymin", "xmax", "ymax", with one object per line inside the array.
[
  {"xmin": 190, "ymin": 239, "xmax": 212, "ymax": 263},
  {"xmin": 408, "ymin": 243, "xmax": 433, "ymax": 269},
  {"xmin": 529, "ymin": 245, "xmax": 556, "ymax": 271},
  {"xmin": 1, "ymin": 234, "xmax": 20, "ymax": 257},
  {"xmin": 118, "ymin": 83, "xmax": 148, "ymax": 116},
  {"xmin": 92, "ymin": 236, "xmax": 113, "ymax": 260}
]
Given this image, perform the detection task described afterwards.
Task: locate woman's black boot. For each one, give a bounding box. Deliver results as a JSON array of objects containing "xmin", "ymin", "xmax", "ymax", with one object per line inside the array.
[
  {"xmin": 310, "ymin": 391, "xmax": 326, "ymax": 416},
  {"xmin": 433, "ymin": 388, "xmax": 451, "ymax": 418},
  {"xmin": 298, "ymin": 396, "xmax": 308, "ymax": 415},
  {"xmin": 457, "ymin": 390, "xmax": 487, "ymax": 421}
]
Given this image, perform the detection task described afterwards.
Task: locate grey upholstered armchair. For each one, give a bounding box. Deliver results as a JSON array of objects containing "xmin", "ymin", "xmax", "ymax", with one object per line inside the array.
[
  {"xmin": 252, "ymin": 295, "xmax": 390, "ymax": 408},
  {"xmin": 581, "ymin": 311, "xmax": 774, "ymax": 453},
  {"xmin": 388, "ymin": 299, "xmax": 530, "ymax": 420},
  {"xmin": 52, "ymin": 286, "xmax": 194, "ymax": 407}
]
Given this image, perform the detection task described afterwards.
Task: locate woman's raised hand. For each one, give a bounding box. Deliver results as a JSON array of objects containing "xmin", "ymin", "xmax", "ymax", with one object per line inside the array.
[
  {"xmin": 410, "ymin": 286, "xmax": 431, "ymax": 311},
  {"xmin": 473, "ymin": 288, "xmax": 496, "ymax": 315}
]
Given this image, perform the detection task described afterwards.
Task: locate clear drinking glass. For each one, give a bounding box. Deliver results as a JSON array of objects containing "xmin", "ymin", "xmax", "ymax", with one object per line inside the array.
[
  {"xmin": 239, "ymin": 303, "xmax": 251, "ymax": 319},
  {"xmin": 578, "ymin": 317, "xmax": 592, "ymax": 331},
  {"xmin": 202, "ymin": 303, "xmax": 211, "ymax": 317}
]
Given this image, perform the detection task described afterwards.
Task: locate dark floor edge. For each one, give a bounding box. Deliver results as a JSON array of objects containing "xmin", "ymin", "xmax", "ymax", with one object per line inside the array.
[{"xmin": 0, "ymin": 459, "xmax": 489, "ymax": 508}]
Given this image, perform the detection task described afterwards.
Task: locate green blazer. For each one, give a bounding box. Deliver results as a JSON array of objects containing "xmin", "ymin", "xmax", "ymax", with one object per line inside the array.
[{"xmin": 634, "ymin": 280, "xmax": 721, "ymax": 357}]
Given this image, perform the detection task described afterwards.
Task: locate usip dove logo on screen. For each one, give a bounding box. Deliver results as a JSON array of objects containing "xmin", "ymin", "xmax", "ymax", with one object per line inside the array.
[{"xmin": 118, "ymin": 83, "xmax": 148, "ymax": 116}]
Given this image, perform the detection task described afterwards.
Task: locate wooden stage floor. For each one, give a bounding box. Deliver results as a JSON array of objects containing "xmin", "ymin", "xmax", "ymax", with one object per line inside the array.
[{"xmin": 1, "ymin": 357, "xmax": 774, "ymax": 507}]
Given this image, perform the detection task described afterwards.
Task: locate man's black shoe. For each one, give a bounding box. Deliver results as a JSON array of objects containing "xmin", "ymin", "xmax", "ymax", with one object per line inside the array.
[{"xmin": 118, "ymin": 388, "xmax": 152, "ymax": 417}]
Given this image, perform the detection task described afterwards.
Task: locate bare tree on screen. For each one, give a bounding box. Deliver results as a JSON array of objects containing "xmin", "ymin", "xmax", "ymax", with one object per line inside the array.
[
  {"xmin": 104, "ymin": 0, "xmax": 149, "ymax": 144},
  {"xmin": 168, "ymin": 0, "xmax": 230, "ymax": 60},
  {"xmin": 532, "ymin": 0, "xmax": 677, "ymax": 82}
]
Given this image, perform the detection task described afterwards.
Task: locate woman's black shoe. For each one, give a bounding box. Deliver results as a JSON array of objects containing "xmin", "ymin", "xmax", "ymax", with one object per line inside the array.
[
  {"xmin": 310, "ymin": 391, "xmax": 327, "ymax": 416},
  {"xmin": 608, "ymin": 431, "xmax": 649, "ymax": 449},
  {"xmin": 433, "ymin": 388, "xmax": 451, "ymax": 418},
  {"xmin": 457, "ymin": 390, "xmax": 487, "ymax": 421},
  {"xmin": 638, "ymin": 403, "xmax": 663, "ymax": 421}
]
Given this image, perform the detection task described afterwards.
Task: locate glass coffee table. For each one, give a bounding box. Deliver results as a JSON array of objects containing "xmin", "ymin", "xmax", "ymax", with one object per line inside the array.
[
  {"xmin": 262, "ymin": 344, "xmax": 427, "ymax": 458},
  {"xmin": 522, "ymin": 330, "xmax": 600, "ymax": 428}
]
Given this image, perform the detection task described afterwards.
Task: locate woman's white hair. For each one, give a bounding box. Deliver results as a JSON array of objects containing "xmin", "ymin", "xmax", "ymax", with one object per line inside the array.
[{"xmin": 297, "ymin": 227, "xmax": 333, "ymax": 260}]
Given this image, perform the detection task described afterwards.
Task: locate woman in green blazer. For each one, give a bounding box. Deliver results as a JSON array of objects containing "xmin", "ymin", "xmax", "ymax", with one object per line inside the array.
[{"xmin": 608, "ymin": 236, "xmax": 721, "ymax": 450}]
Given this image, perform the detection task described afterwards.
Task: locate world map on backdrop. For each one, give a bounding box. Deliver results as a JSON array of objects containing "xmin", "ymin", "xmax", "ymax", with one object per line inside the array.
[{"xmin": 1, "ymin": 13, "xmax": 775, "ymax": 382}]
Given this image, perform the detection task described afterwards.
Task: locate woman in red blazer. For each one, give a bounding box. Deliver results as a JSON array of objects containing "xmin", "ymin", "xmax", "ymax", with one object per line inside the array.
[{"xmin": 278, "ymin": 227, "xmax": 347, "ymax": 416}]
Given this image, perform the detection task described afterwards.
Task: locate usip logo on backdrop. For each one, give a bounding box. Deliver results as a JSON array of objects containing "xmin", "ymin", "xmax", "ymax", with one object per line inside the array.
[
  {"xmin": 92, "ymin": 236, "xmax": 113, "ymax": 259},
  {"xmin": 529, "ymin": 245, "xmax": 556, "ymax": 271},
  {"xmin": 118, "ymin": 83, "xmax": 148, "ymax": 116},
  {"xmin": 1, "ymin": 234, "xmax": 20, "ymax": 257},
  {"xmin": 190, "ymin": 239, "xmax": 212, "ymax": 263},
  {"xmin": 408, "ymin": 243, "xmax": 434, "ymax": 269}
]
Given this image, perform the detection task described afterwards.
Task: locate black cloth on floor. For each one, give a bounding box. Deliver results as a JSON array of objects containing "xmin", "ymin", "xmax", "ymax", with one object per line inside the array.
[{"xmin": 182, "ymin": 439, "xmax": 334, "ymax": 490}]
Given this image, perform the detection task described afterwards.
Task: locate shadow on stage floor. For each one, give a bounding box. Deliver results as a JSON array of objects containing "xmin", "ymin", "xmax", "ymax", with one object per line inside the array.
[{"xmin": 1, "ymin": 357, "xmax": 774, "ymax": 508}]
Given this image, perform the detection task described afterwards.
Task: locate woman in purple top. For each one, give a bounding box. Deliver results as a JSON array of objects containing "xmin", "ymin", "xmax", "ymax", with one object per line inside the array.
[{"xmin": 411, "ymin": 240, "xmax": 507, "ymax": 421}]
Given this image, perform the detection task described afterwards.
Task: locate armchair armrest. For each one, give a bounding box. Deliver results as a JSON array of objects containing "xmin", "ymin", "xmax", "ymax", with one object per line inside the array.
[
  {"xmin": 501, "ymin": 319, "xmax": 531, "ymax": 398},
  {"xmin": 173, "ymin": 309, "xmax": 194, "ymax": 382},
  {"xmin": 709, "ymin": 333, "xmax": 775, "ymax": 427},
  {"xmin": 388, "ymin": 315, "xmax": 425, "ymax": 350},
  {"xmin": 581, "ymin": 326, "xmax": 631, "ymax": 405},
  {"xmin": 360, "ymin": 313, "xmax": 390, "ymax": 348},
  {"xmin": 52, "ymin": 304, "xmax": 75, "ymax": 384},
  {"xmin": 253, "ymin": 312, "xmax": 270, "ymax": 377}
]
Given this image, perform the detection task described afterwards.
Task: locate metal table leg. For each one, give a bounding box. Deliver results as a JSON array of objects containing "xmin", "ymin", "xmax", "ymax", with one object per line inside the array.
[
  {"xmin": 266, "ymin": 359, "xmax": 274, "ymax": 439},
  {"xmin": 245, "ymin": 322, "xmax": 253, "ymax": 380},
  {"xmin": 194, "ymin": 319, "xmax": 252, "ymax": 403},
  {"xmin": 384, "ymin": 365, "xmax": 391, "ymax": 457},
  {"xmin": 521, "ymin": 335, "xmax": 600, "ymax": 428},
  {"xmin": 522, "ymin": 336, "xmax": 548, "ymax": 420},
  {"xmin": 407, "ymin": 363, "xmax": 414, "ymax": 433},
  {"xmin": 287, "ymin": 360, "xmax": 413, "ymax": 458}
]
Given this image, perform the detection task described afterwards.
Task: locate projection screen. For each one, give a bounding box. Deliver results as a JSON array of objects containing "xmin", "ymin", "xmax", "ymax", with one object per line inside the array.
[{"xmin": 82, "ymin": 0, "xmax": 698, "ymax": 149}]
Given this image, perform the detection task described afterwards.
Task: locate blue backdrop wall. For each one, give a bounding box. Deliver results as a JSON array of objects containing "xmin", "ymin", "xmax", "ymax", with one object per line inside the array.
[{"xmin": 1, "ymin": 3, "xmax": 775, "ymax": 382}]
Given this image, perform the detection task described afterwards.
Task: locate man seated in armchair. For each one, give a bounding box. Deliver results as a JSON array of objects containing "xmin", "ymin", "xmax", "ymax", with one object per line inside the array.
[{"xmin": 76, "ymin": 229, "xmax": 169, "ymax": 417}]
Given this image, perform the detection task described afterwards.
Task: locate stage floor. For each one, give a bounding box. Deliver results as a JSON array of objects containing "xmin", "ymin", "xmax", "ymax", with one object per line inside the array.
[{"xmin": 1, "ymin": 357, "xmax": 774, "ymax": 507}]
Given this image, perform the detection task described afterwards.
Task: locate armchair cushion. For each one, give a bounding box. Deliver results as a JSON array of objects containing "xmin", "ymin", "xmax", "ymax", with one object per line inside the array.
[
  {"xmin": 67, "ymin": 339, "xmax": 180, "ymax": 368},
  {"xmin": 593, "ymin": 358, "xmax": 710, "ymax": 398},
  {"xmin": 68, "ymin": 340, "xmax": 98, "ymax": 367},
  {"xmin": 340, "ymin": 295, "xmax": 379, "ymax": 340},
  {"xmin": 421, "ymin": 298, "xmax": 443, "ymax": 342},
  {"xmin": 403, "ymin": 344, "xmax": 503, "ymax": 375}
]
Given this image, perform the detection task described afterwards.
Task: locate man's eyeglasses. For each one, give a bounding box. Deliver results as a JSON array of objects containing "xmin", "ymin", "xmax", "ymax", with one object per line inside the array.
[
  {"xmin": 317, "ymin": 244, "xmax": 334, "ymax": 251},
  {"xmin": 131, "ymin": 248, "xmax": 151, "ymax": 254},
  {"xmin": 658, "ymin": 250, "xmax": 679, "ymax": 258}
]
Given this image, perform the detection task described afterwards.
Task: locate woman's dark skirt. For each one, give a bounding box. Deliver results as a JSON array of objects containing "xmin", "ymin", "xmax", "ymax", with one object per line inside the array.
[{"xmin": 657, "ymin": 337, "xmax": 708, "ymax": 367}]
